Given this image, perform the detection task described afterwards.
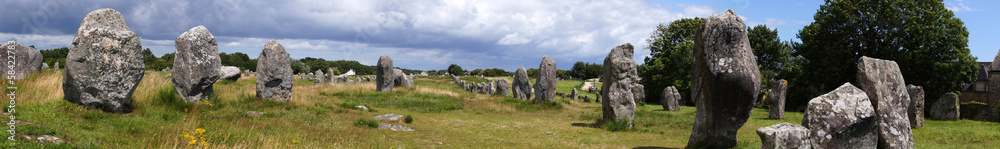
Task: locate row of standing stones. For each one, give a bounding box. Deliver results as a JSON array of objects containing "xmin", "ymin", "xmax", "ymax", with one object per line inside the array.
[
  {"xmin": 0, "ymin": 8, "xmax": 972, "ymax": 148},
  {"xmin": 683, "ymin": 10, "xmax": 958, "ymax": 149},
  {"xmin": 56, "ymin": 8, "xmax": 300, "ymax": 113},
  {"xmin": 430, "ymin": 9, "xmax": 961, "ymax": 149}
]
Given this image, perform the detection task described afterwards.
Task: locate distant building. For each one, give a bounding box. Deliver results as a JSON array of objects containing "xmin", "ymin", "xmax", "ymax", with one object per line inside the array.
[
  {"xmin": 959, "ymin": 55, "xmax": 999, "ymax": 122},
  {"xmin": 959, "ymin": 62, "xmax": 991, "ymax": 103}
]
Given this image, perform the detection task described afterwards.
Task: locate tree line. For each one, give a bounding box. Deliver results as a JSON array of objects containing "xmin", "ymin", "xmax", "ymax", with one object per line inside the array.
[{"xmin": 639, "ymin": 0, "xmax": 976, "ymax": 112}]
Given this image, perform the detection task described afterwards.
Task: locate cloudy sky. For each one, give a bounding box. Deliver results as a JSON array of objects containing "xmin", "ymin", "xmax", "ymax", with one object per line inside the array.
[{"xmin": 1, "ymin": 0, "xmax": 997, "ymax": 71}]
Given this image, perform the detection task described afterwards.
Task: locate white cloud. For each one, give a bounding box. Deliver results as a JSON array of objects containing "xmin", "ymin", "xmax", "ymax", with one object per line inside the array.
[
  {"xmin": 946, "ymin": 0, "xmax": 976, "ymax": 12},
  {"xmin": 678, "ymin": 4, "xmax": 715, "ymax": 17},
  {"xmin": 496, "ymin": 32, "xmax": 532, "ymax": 45},
  {"xmin": 0, "ymin": 0, "xmax": 721, "ymax": 70}
]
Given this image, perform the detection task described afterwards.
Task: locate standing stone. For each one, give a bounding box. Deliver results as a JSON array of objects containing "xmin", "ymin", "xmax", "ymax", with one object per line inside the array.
[
  {"xmin": 392, "ymin": 68, "xmax": 412, "ymax": 87},
  {"xmin": 172, "ymin": 26, "xmax": 222, "ymax": 103},
  {"xmin": 803, "ymin": 83, "xmax": 877, "ymax": 149},
  {"xmin": 255, "ymin": 40, "xmax": 293, "ymax": 101},
  {"xmin": 769, "ymin": 79, "xmax": 788, "ymax": 119},
  {"xmin": 495, "ymin": 78, "xmax": 510, "ymax": 96},
  {"xmin": 601, "ymin": 43, "xmax": 638, "ymax": 128},
  {"xmin": 219, "ymin": 66, "xmax": 243, "ymax": 81},
  {"xmin": 327, "ymin": 68, "xmax": 336, "ymax": 84},
  {"xmin": 63, "ymin": 8, "xmax": 144, "ymax": 113},
  {"xmin": 487, "ymin": 81, "xmax": 496, "ymax": 95},
  {"xmin": 687, "ymin": 10, "xmax": 761, "ymax": 148},
  {"xmin": 571, "ymin": 88, "xmax": 579, "ymax": 100},
  {"xmin": 534, "ymin": 56, "xmax": 557, "ymax": 103},
  {"xmin": 54, "ymin": 62, "xmax": 60, "ymax": 69},
  {"xmin": 662, "ymin": 86, "xmax": 680, "ymax": 111},
  {"xmin": 633, "ymin": 84, "xmax": 646, "ymax": 104},
  {"xmin": 907, "ymin": 85, "xmax": 924, "ymax": 128},
  {"xmin": 314, "ymin": 70, "xmax": 325, "ymax": 85},
  {"xmin": 512, "ymin": 67, "xmax": 532, "ymax": 100},
  {"xmin": 856, "ymin": 56, "xmax": 914, "ymax": 148},
  {"xmin": 0, "ymin": 41, "xmax": 43, "ymax": 79},
  {"xmin": 756, "ymin": 123, "xmax": 811, "ymax": 149},
  {"xmin": 376, "ymin": 55, "xmax": 395, "ymax": 92},
  {"xmin": 245, "ymin": 70, "xmax": 250, "ymax": 77},
  {"xmin": 931, "ymin": 93, "xmax": 959, "ymax": 121}
]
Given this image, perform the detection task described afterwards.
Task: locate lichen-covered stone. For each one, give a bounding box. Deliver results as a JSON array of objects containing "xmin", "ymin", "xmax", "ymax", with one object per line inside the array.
[
  {"xmin": 0, "ymin": 41, "xmax": 43, "ymax": 79},
  {"xmin": 686, "ymin": 10, "xmax": 761, "ymax": 148},
  {"xmin": 534, "ymin": 56, "xmax": 557, "ymax": 103},
  {"xmin": 376, "ymin": 55, "xmax": 395, "ymax": 92},
  {"xmin": 601, "ymin": 43, "xmax": 638, "ymax": 128},
  {"xmin": 856, "ymin": 56, "xmax": 914, "ymax": 148},
  {"xmin": 662, "ymin": 86, "xmax": 680, "ymax": 111},
  {"xmin": 255, "ymin": 40, "xmax": 293, "ymax": 101},
  {"xmin": 513, "ymin": 67, "xmax": 532, "ymax": 100},
  {"xmin": 64, "ymin": 8, "xmax": 144, "ymax": 113},
  {"xmin": 803, "ymin": 83, "xmax": 876, "ymax": 149},
  {"xmin": 756, "ymin": 123, "xmax": 811, "ymax": 149},
  {"xmin": 219, "ymin": 66, "xmax": 241, "ymax": 81},
  {"xmin": 769, "ymin": 79, "xmax": 787, "ymax": 119},
  {"xmin": 931, "ymin": 93, "xmax": 960, "ymax": 121},
  {"xmin": 172, "ymin": 26, "xmax": 222, "ymax": 103},
  {"xmin": 907, "ymin": 85, "xmax": 924, "ymax": 128}
]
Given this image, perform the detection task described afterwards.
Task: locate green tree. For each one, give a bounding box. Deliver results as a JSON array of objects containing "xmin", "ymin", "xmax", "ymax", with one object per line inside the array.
[
  {"xmin": 447, "ymin": 64, "xmax": 464, "ymax": 76},
  {"xmin": 470, "ymin": 69, "xmax": 484, "ymax": 76},
  {"xmin": 794, "ymin": 0, "xmax": 977, "ymax": 111},
  {"xmin": 571, "ymin": 61, "xmax": 603, "ymax": 79},
  {"xmin": 638, "ymin": 17, "xmax": 703, "ymax": 104},
  {"xmin": 747, "ymin": 25, "xmax": 792, "ymax": 89},
  {"xmin": 39, "ymin": 47, "xmax": 69, "ymax": 67}
]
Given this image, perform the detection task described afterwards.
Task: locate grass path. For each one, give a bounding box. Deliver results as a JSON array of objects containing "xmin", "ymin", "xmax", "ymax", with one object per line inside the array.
[{"xmin": 1, "ymin": 71, "xmax": 998, "ymax": 148}]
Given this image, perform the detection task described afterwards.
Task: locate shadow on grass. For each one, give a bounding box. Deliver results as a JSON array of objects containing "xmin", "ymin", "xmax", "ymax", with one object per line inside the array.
[
  {"xmin": 632, "ymin": 146, "xmax": 680, "ymax": 149},
  {"xmin": 571, "ymin": 122, "xmax": 599, "ymax": 128}
]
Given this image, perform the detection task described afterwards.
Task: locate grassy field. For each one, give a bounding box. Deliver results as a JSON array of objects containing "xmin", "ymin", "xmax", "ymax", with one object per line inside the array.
[{"xmin": 1, "ymin": 70, "xmax": 998, "ymax": 148}]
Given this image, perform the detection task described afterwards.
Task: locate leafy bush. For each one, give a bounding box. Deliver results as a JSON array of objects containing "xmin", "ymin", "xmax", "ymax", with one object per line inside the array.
[{"xmin": 404, "ymin": 115, "xmax": 414, "ymax": 123}]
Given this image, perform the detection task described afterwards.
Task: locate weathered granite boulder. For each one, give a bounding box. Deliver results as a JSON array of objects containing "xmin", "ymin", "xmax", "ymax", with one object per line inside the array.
[
  {"xmin": 769, "ymin": 79, "xmax": 788, "ymax": 119},
  {"xmin": 756, "ymin": 123, "xmax": 811, "ymax": 149},
  {"xmin": 314, "ymin": 70, "xmax": 325, "ymax": 85},
  {"xmin": 255, "ymin": 40, "xmax": 293, "ymax": 101},
  {"xmin": 633, "ymin": 84, "xmax": 646, "ymax": 104},
  {"xmin": 534, "ymin": 56, "xmax": 557, "ymax": 103},
  {"xmin": 172, "ymin": 26, "xmax": 222, "ymax": 103},
  {"xmin": 907, "ymin": 85, "xmax": 924, "ymax": 128},
  {"xmin": 686, "ymin": 10, "xmax": 761, "ymax": 148},
  {"xmin": 63, "ymin": 8, "xmax": 144, "ymax": 113},
  {"xmin": 41, "ymin": 63, "xmax": 49, "ymax": 69},
  {"xmin": 219, "ymin": 66, "xmax": 241, "ymax": 81},
  {"xmin": 495, "ymin": 78, "xmax": 510, "ymax": 96},
  {"xmin": 803, "ymin": 83, "xmax": 876, "ymax": 149},
  {"xmin": 571, "ymin": 88, "xmax": 579, "ymax": 100},
  {"xmin": 856, "ymin": 56, "xmax": 914, "ymax": 148},
  {"xmin": 393, "ymin": 68, "xmax": 412, "ymax": 87},
  {"xmin": 662, "ymin": 86, "xmax": 680, "ymax": 111},
  {"xmin": 931, "ymin": 93, "xmax": 959, "ymax": 121},
  {"xmin": 327, "ymin": 68, "xmax": 336, "ymax": 84},
  {"xmin": 601, "ymin": 43, "xmax": 638, "ymax": 128},
  {"xmin": 0, "ymin": 41, "xmax": 43, "ymax": 79},
  {"xmin": 512, "ymin": 67, "xmax": 532, "ymax": 100},
  {"xmin": 376, "ymin": 55, "xmax": 395, "ymax": 92}
]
